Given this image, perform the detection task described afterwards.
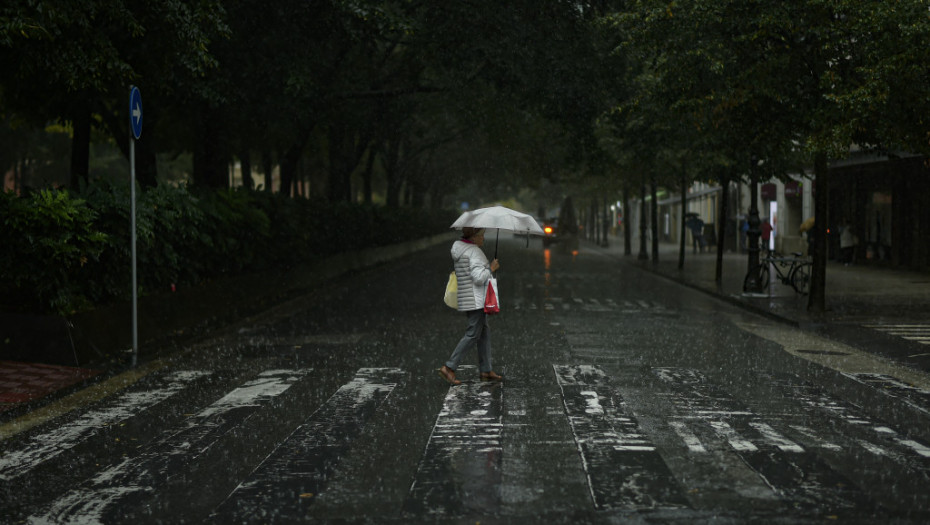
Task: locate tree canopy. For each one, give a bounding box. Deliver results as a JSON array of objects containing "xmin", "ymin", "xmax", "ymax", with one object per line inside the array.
[{"xmin": 2, "ymin": 0, "xmax": 928, "ymax": 216}]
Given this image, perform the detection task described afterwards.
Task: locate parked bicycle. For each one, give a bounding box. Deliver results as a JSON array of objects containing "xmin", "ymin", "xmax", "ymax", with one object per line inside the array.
[{"xmin": 743, "ymin": 251, "xmax": 812, "ymax": 294}]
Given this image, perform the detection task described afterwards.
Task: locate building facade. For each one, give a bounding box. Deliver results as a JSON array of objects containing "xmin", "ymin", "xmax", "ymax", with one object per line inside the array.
[{"xmin": 626, "ymin": 153, "xmax": 930, "ymax": 271}]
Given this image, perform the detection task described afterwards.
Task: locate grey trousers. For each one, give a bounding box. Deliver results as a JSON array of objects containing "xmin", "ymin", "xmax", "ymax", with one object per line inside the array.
[{"xmin": 445, "ymin": 309, "xmax": 491, "ymax": 373}]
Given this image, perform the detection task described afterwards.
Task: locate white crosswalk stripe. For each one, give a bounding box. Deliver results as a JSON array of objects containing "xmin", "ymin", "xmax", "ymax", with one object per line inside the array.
[
  {"xmin": 0, "ymin": 370, "xmax": 210, "ymax": 481},
  {"xmin": 863, "ymin": 323, "xmax": 930, "ymax": 345},
  {"xmin": 213, "ymin": 368, "xmax": 402, "ymax": 521},
  {"xmin": 8, "ymin": 360, "xmax": 930, "ymax": 520},
  {"xmin": 513, "ymin": 297, "xmax": 667, "ymax": 312},
  {"xmin": 28, "ymin": 369, "xmax": 311, "ymax": 525}
]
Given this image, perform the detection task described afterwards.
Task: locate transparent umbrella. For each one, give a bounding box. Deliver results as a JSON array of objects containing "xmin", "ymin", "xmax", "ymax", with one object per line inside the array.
[{"xmin": 450, "ymin": 205, "xmax": 544, "ymax": 258}]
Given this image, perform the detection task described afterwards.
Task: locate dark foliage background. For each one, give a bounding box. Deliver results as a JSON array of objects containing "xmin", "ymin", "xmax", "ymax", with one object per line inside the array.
[{"xmin": 0, "ymin": 183, "xmax": 456, "ymax": 315}]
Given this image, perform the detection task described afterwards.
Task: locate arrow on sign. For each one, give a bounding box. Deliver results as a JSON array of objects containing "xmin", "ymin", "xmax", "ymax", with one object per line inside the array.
[{"xmin": 132, "ymin": 103, "xmax": 142, "ymax": 124}]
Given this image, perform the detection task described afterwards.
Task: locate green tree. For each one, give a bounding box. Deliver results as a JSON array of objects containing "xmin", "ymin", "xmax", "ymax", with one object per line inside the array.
[
  {"xmin": 616, "ymin": 0, "xmax": 930, "ymax": 312},
  {"xmin": 0, "ymin": 0, "xmax": 226, "ymax": 188}
]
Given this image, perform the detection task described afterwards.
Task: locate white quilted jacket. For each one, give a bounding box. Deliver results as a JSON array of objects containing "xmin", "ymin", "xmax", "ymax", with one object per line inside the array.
[{"xmin": 451, "ymin": 240, "xmax": 492, "ymax": 311}]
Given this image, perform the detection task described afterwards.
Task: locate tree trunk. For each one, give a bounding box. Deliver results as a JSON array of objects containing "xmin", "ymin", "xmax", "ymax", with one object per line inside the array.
[
  {"xmin": 385, "ymin": 140, "xmax": 404, "ymax": 208},
  {"xmin": 589, "ymin": 198, "xmax": 597, "ymax": 241},
  {"xmin": 715, "ymin": 176, "xmax": 730, "ymax": 286},
  {"xmin": 650, "ymin": 176, "xmax": 659, "ymax": 263},
  {"xmin": 327, "ymin": 130, "xmax": 350, "ymax": 203},
  {"xmin": 744, "ymin": 157, "xmax": 763, "ymax": 293},
  {"xmin": 679, "ymin": 176, "xmax": 687, "ymax": 270},
  {"xmin": 193, "ymin": 136, "xmax": 227, "ymax": 188},
  {"xmin": 14, "ymin": 159, "xmax": 23, "ymax": 193},
  {"xmin": 362, "ymin": 147, "xmax": 375, "ymax": 205},
  {"xmin": 240, "ymin": 151, "xmax": 253, "ymax": 189},
  {"xmin": 601, "ymin": 196, "xmax": 609, "ymax": 247},
  {"xmin": 261, "ymin": 150, "xmax": 273, "ymax": 192},
  {"xmin": 69, "ymin": 105, "xmax": 91, "ymax": 189},
  {"xmin": 410, "ymin": 178, "xmax": 425, "ymax": 208},
  {"xmin": 279, "ymin": 146, "xmax": 302, "ymax": 197},
  {"xmin": 808, "ymin": 151, "xmax": 829, "ymax": 313},
  {"xmin": 638, "ymin": 181, "xmax": 648, "ymax": 260},
  {"xmin": 191, "ymin": 109, "xmax": 227, "ymax": 188},
  {"xmin": 622, "ymin": 183, "xmax": 632, "ymax": 255}
]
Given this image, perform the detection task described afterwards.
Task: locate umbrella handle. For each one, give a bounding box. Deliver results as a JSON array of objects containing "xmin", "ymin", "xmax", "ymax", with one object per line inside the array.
[{"xmin": 494, "ymin": 229, "xmax": 499, "ymax": 259}]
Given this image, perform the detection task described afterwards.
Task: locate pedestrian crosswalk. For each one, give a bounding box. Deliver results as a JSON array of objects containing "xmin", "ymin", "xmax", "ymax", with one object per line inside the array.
[
  {"xmin": 0, "ymin": 370, "xmax": 210, "ymax": 481},
  {"xmin": 3, "ymin": 362, "xmax": 930, "ymax": 521},
  {"xmin": 513, "ymin": 296, "xmax": 669, "ymax": 313},
  {"xmin": 863, "ymin": 323, "xmax": 930, "ymax": 345},
  {"xmin": 213, "ymin": 368, "xmax": 402, "ymax": 522},
  {"xmin": 28, "ymin": 369, "xmax": 310, "ymax": 524}
]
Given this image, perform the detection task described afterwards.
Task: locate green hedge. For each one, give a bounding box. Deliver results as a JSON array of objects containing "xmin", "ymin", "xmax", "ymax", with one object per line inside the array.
[{"xmin": 1, "ymin": 183, "xmax": 457, "ymax": 315}]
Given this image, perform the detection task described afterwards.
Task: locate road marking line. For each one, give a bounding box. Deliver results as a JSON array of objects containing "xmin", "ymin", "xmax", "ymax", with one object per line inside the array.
[
  {"xmin": 0, "ymin": 368, "xmax": 207, "ymax": 481},
  {"xmin": 0, "ymin": 358, "xmax": 170, "ymax": 441},
  {"xmin": 708, "ymin": 421, "xmax": 758, "ymax": 452},
  {"xmin": 404, "ymin": 380, "xmax": 503, "ymax": 515},
  {"xmin": 668, "ymin": 421, "xmax": 707, "ymax": 453},
  {"xmin": 212, "ymin": 368, "xmax": 401, "ymax": 521},
  {"xmin": 771, "ymin": 376, "xmax": 930, "ymax": 468},
  {"xmin": 28, "ymin": 369, "xmax": 309, "ymax": 524},
  {"xmin": 749, "ymin": 422, "xmax": 804, "ymax": 453},
  {"xmin": 655, "ymin": 368, "xmax": 872, "ymax": 511},
  {"xmin": 554, "ymin": 364, "xmax": 686, "ymax": 510},
  {"xmin": 788, "ymin": 426, "xmax": 842, "ymax": 451}
]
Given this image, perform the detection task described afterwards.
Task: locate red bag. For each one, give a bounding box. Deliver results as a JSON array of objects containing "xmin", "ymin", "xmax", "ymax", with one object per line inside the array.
[{"xmin": 484, "ymin": 277, "xmax": 500, "ymax": 314}]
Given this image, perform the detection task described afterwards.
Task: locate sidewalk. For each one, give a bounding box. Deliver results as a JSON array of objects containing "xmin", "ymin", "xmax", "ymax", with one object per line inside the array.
[
  {"xmin": 0, "ymin": 361, "xmax": 101, "ymax": 414},
  {"xmin": 586, "ymin": 234, "xmax": 930, "ymax": 368}
]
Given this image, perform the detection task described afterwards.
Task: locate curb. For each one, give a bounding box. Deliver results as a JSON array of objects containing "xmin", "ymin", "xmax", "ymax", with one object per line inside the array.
[
  {"xmin": 0, "ymin": 232, "xmax": 457, "ymax": 423},
  {"xmin": 5, "ymin": 232, "xmax": 457, "ymax": 369},
  {"xmin": 584, "ymin": 240, "xmax": 804, "ymax": 329}
]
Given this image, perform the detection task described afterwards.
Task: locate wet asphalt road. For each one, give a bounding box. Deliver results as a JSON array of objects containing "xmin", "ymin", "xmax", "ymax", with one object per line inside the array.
[{"xmin": 3, "ymin": 236, "xmax": 930, "ymax": 524}]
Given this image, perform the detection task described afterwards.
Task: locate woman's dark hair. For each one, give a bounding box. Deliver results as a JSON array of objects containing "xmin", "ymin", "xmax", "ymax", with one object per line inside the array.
[{"xmin": 462, "ymin": 227, "xmax": 484, "ymax": 239}]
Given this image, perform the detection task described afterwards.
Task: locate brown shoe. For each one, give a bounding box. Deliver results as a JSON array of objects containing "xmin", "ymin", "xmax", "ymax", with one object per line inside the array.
[
  {"xmin": 438, "ymin": 366, "xmax": 461, "ymax": 386},
  {"xmin": 480, "ymin": 371, "xmax": 503, "ymax": 382}
]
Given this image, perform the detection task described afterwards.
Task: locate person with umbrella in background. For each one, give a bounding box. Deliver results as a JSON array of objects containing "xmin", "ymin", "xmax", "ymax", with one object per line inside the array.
[
  {"xmin": 438, "ymin": 206, "xmax": 543, "ymax": 386},
  {"xmin": 438, "ymin": 227, "xmax": 502, "ymax": 386}
]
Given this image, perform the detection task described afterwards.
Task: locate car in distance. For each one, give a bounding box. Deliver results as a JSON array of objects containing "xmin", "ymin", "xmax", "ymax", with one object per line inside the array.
[{"xmin": 542, "ymin": 217, "xmax": 559, "ymax": 247}]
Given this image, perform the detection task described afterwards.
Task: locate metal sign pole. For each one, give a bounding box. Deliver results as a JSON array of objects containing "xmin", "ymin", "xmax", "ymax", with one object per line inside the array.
[
  {"xmin": 130, "ymin": 138, "xmax": 138, "ymax": 367},
  {"xmin": 129, "ymin": 85, "xmax": 142, "ymax": 367}
]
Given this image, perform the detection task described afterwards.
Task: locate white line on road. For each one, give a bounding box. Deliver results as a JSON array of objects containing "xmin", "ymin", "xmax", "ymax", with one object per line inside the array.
[
  {"xmin": 28, "ymin": 369, "xmax": 309, "ymax": 525},
  {"xmin": 788, "ymin": 426, "xmax": 842, "ymax": 451},
  {"xmin": 212, "ymin": 368, "xmax": 402, "ymax": 521},
  {"xmin": 0, "ymin": 370, "xmax": 209, "ymax": 481},
  {"xmin": 708, "ymin": 421, "xmax": 758, "ymax": 452},
  {"xmin": 404, "ymin": 380, "xmax": 503, "ymax": 515},
  {"xmin": 554, "ymin": 364, "xmax": 686, "ymax": 510},
  {"xmin": 749, "ymin": 422, "xmax": 804, "ymax": 453},
  {"xmin": 668, "ymin": 421, "xmax": 706, "ymax": 453}
]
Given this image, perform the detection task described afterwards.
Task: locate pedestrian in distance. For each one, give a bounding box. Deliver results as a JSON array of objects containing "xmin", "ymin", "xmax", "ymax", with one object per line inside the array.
[
  {"xmin": 760, "ymin": 217, "xmax": 773, "ymax": 254},
  {"xmin": 800, "ymin": 216, "xmax": 815, "ymax": 257},
  {"xmin": 685, "ymin": 214, "xmax": 705, "ymax": 254},
  {"xmin": 438, "ymin": 227, "xmax": 503, "ymax": 386},
  {"xmin": 840, "ymin": 220, "xmax": 858, "ymax": 265}
]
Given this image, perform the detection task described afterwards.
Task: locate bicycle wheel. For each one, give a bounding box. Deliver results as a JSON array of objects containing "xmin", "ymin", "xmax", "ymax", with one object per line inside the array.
[
  {"xmin": 743, "ymin": 263, "xmax": 770, "ymax": 292},
  {"xmin": 790, "ymin": 263, "xmax": 811, "ymax": 295}
]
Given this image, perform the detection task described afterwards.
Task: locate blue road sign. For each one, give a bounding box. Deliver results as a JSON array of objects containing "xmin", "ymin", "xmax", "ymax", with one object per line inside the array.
[{"xmin": 130, "ymin": 86, "xmax": 143, "ymax": 139}]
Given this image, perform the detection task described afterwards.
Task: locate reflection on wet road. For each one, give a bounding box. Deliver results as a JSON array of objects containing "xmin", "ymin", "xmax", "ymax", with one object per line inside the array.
[{"xmin": 3, "ymin": 238, "xmax": 930, "ymax": 523}]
